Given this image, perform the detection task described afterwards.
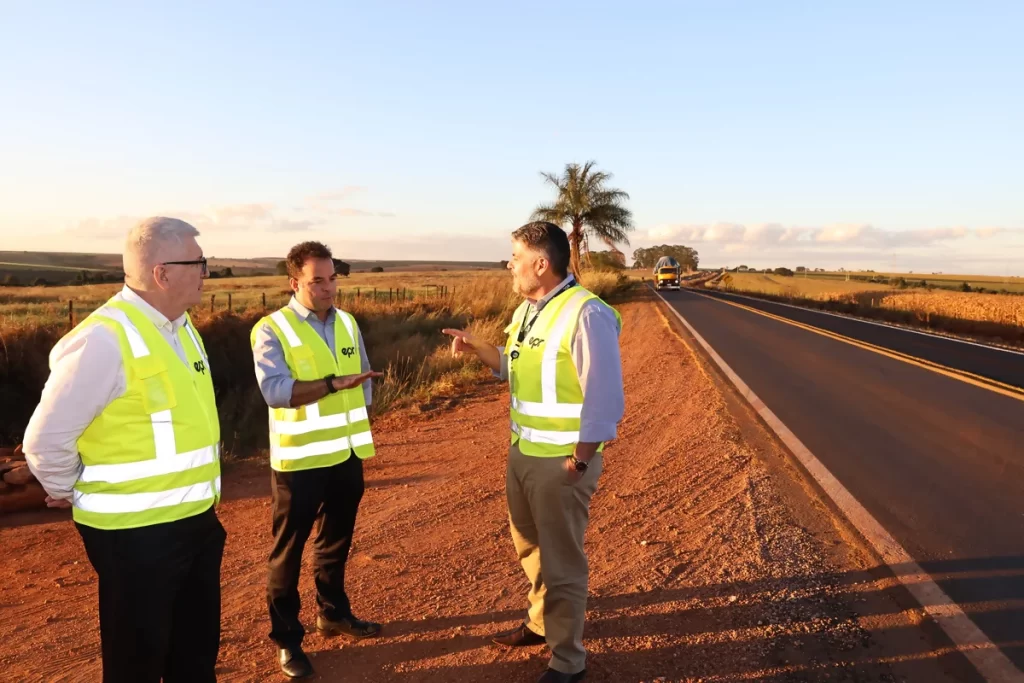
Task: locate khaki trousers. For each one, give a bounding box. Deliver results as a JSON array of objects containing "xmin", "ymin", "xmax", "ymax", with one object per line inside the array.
[{"xmin": 506, "ymin": 442, "xmax": 603, "ymax": 674}]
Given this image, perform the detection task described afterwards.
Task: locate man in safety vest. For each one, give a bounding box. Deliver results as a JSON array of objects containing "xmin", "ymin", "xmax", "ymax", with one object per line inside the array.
[
  {"xmin": 251, "ymin": 240, "xmax": 383, "ymax": 679},
  {"xmin": 24, "ymin": 217, "xmax": 226, "ymax": 683},
  {"xmin": 444, "ymin": 222, "xmax": 625, "ymax": 683}
]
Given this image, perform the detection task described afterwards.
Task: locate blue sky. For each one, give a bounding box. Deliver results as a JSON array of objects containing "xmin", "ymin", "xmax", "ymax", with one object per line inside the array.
[{"xmin": 1, "ymin": 1, "xmax": 1021, "ymax": 273}]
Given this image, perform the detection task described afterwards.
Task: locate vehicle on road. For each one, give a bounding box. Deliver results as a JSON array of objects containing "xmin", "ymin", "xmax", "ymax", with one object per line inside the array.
[{"xmin": 655, "ymin": 256, "xmax": 681, "ymax": 290}]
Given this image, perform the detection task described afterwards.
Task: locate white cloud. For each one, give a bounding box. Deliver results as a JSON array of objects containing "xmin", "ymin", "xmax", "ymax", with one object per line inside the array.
[
  {"xmin": 270, "ymin": 218, "xmax": 316, "ymax": 233},
  {"xmin": 211, "ymin": 203, "xmax": 274, "ymax": 223},
  {"xmin": 976, "ymin": 227, "xmax": 1005, "ymax": 239},
  {"xmin": 307, "ymin": 187, "xmax": 394, "ymax": 219},
  {"xmin": 309, "ymin": 186, "xmax": 367, "ymax": 202},
  {"xmin": 67, "ymin": 216, "xmax": 140, "ymax": 240},
  {"xmin": 812, "ymin": 223, "xmax": 872, "ymax": 244},
  {"xmin": 742, "ymin": 223, "xmax": 786, "ymax": 243},
  {"xmin": 637, "ymin": 222, "xmax": 1023, "ymax": 274},
  {"xmin": 642, "ymin": 222, "xmax": 1009, "ymax": 249}
]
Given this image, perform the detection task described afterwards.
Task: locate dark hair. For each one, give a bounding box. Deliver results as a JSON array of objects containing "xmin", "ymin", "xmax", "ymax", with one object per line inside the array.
[
  {"xmin": 285, "ymin": 241, "xmax": 333, "ymax": 278},
  {"xmin": 511, "ymin": 222, "xmax": 571, "ymax": 277}
]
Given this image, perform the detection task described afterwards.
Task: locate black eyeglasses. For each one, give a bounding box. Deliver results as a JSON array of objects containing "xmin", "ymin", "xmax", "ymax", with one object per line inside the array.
[{"xmin": 161, "ymin": 257, "xmax": 209, "ymax": 276}]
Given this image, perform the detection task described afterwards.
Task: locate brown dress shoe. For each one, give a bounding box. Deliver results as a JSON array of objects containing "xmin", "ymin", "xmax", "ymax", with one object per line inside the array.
[{"xmin": 491, "ymin": 623, "xmax": 546, "ymax": 647}]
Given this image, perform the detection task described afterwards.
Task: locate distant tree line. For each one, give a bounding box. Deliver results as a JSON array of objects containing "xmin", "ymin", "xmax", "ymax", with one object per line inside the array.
[
  {"xmin": 632, "ymin": 245, "xmax": 699, "ymax": 271},
  {"xmin": 275, "ymin": 259, "xmax": 351, "ymax": 276},
  {"xmin": 2, "ymin": 265, "xmax": 242, "ymax": 288}
]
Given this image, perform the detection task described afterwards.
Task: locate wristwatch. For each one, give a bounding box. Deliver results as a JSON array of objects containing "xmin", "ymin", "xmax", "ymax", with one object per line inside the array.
[
  {"xmin": 325, "ymin": 374, "xmax": 337, "ymax": 394},
  {"xmin": 569, "ymin": 454, "xmax": 589, "ymax": 472}
]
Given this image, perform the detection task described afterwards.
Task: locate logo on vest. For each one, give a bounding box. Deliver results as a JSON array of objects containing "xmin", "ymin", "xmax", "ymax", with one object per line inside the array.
[
  {"xmin": 527, "ymin": 337, "xmax": 544, "ymax": 349},
  {"xmin": 340, "ymin": 346, "xmax": 356, "ymax": 357},
  {"xmin": 193, "ymin": 359, "xmax": 207, "ymax": 375}
]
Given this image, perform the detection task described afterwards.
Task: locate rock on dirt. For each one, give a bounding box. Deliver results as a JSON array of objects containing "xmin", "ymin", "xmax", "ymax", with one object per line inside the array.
[{"xmin": 3, "ymin": 463, "xmax": 34, "ymax": 487}]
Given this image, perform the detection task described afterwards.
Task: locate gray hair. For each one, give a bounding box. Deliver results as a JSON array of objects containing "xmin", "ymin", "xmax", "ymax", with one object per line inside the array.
[{"xmin": 123, "ymin": 216, "xmax": 200, "ymax": 286}]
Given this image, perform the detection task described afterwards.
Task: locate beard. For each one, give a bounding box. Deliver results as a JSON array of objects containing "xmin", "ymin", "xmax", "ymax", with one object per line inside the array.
[{"xmin": 512, "ymin": 273, "xmax": 540, "ymax": 297}]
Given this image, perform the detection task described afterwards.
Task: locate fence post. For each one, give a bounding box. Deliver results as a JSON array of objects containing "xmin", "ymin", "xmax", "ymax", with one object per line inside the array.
[
  {"xmin": 389, "ymin": 288, "xmax": 393, "ymax": 303},
  {"xmin": 68, "ymin": 300, "xmax": 74, "ymax": 329},
  {"xmin": 227, "ymin": 292, "xmax": 232, "ymax": 311},
  {"xmin": 373, "ymin": 287, "xmax": 377, "ymax": 300},
  {"xmin": 262, "ymin": 292, "xmax": 266, "ymax": 310},
  {"xmin": 210, "ymin": 294, "xmax": 215, "ymax": 312},
  {"xmin": 357, "ymin": 287, "xmax": 360, "ymax": 299}
]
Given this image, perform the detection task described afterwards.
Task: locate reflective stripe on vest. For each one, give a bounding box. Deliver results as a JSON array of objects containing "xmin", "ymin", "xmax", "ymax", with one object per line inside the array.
[
  {"xmin": 75, "ymin": 476, "xmax": 221, "ymax": 514},
  {"xmin": 270, "ymin": 404, "xmax": 370, "ymax": 435},
  {"xmin": 511, "ymin": 421, "xmax": 580, "ymax": 446},
  {"xmin": 254, "ymin": 306, "xmax": 375, "ymax": 471},
  {"xmin": 506, "ymin": 287, "xmax": 621, "ymax": 457},
  {"xmin": 70, "ymin": 299, "xmax": 221, "ymax": 530},
  {"xmin": 89, "ymin": 306, "xmax": 210, "ymax": 463}
]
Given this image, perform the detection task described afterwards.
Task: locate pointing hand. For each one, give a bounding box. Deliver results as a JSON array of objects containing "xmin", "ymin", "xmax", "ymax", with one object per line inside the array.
[{"xmin": 442, "ymin": 328, "xmax": 478, "ymax": 356}]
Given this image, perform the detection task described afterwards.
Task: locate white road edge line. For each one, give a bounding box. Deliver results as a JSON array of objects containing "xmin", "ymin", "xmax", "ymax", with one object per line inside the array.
[
  {"xmin": 701, "ymin": 286, "xmax": 1024, "ymax": 356},
  {"xmin": 653, "ymin": 286, "xmax": 1024, "ymax": 683}
]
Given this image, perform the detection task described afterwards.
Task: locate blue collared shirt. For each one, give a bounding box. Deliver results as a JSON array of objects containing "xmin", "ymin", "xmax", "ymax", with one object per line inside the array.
[
  {"xmin": 252, "ymin": 297, "xmax": 372, "ymax": 409},
  {"xmin": 496, "ymin": 275, "xmax": 625, "ymax": 443}
]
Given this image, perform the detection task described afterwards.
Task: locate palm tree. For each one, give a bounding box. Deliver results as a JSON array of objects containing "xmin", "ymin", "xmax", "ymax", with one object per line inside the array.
[{"xmin": 530, "ymin": 161, "xmax": 634, "ymax": 277}]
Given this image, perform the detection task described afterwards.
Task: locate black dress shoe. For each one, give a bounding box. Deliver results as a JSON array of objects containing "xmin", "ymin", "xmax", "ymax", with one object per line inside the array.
[
  {"xmin": 537, "ymin": 669, "xmax": 586, "ymax": 683},
  {"xmin": 491, "ymin": 623, "xmax": 546, "ymax": 647},
  {"xmin": 278, "ymin": 645, "xmax": 313, "ymax": 679},
  {"xmin": 317, "ymin": 614, "xmax": 382, "ymax": 639}
]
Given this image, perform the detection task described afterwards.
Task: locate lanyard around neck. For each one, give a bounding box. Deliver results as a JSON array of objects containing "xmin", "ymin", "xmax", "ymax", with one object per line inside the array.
[{"xmin": 514, "ymin": 279, "xmax": 576, "ymax": 349}]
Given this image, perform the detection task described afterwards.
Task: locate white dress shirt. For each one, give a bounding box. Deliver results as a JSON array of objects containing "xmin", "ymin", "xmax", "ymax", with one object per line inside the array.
[{"xmin": 23, "ymin": 286, "xmax": 191, "ymax": 501}]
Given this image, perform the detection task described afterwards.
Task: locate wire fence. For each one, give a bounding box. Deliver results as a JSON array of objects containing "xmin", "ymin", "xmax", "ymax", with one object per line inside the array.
[{"xmin": 53, "ymin": 285, "xmax": 458, "ymax": 330}]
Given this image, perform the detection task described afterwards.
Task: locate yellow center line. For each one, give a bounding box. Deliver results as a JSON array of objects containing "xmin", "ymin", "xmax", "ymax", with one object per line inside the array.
[{"xmin": 686, "ymin": 288, "xmax": 1024, "ymax": 403}]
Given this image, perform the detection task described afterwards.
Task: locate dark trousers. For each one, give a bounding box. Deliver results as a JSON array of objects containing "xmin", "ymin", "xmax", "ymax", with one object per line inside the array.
[
  {"xmin": 267, "ymin": 454, "xmax": 365, "ymax": 647},
  {"xmin": 76, "ymin": 507, "xmax": 226, "ymax": 683}
]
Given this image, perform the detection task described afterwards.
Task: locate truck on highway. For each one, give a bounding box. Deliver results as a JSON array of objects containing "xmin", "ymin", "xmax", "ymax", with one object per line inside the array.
[{"xmin": 654, "ymin": 256, "xmax": 682, "ymax": 290}]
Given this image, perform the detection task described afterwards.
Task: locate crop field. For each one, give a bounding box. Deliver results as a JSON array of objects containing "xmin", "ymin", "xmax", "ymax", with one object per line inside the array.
[
  {"xmin": 709, "ymin": 272, "xmax": 1023, "ymax": 346},
  {"xmin": 800, "ymin": 270, "xmax": 1024, "ymax": 294}
]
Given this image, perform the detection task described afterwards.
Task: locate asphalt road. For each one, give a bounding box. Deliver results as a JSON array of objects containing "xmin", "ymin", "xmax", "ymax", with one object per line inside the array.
[
  {"xmin": 659, "ymin": 288, "xmax": 1024, "ymax": 670},
  {"xmin": 696, "ymin": 288, "xmax": 1024, "ymax": 389}
]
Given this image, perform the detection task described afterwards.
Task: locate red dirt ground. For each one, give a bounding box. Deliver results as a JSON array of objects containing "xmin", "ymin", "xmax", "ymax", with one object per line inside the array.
[{"xmin": 0, "ymin": 295, "xmax": 976, "ymax": 682}]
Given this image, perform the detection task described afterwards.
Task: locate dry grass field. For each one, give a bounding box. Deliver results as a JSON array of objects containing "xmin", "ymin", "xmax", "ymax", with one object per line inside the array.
[
  {"xmin": 0, "ymin": 271, "xmax": 511, "ymax": 330},
  {"xmin": 0, "ymin": 270, "xmax": 629, "ymax": 451},
  {"xmin": 709, "ymin": 272, "xmax": 1024, "ymax": 345},
  {"xmin": 813, "ymin": 270, "xmax": 1024, "ymax": 294},
  {"xmin": 718, "ymin": 273, "xmax": 892, "ymax": 298},
  {"xmin": 0, "ymin": 251, "xmax": 506, "ymax": 286}
]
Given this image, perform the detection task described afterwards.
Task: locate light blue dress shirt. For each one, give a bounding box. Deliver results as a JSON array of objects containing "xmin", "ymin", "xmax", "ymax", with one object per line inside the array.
[{"xmin": 252, "ymin": 297, "xmax": 372, "ymax": 409}]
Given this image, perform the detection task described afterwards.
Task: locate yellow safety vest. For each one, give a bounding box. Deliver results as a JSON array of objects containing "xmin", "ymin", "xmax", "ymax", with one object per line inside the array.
[
  {"xmin": 70, "ymin": 298, "xmax": 221, "ymax": 530},
  {"xmin": 252, "ymin": 306, "xmax": 375, "ymax": 472},
  {"xmin": 505, "ymin": 285, "xmax": 622, "ymax": 457}
]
